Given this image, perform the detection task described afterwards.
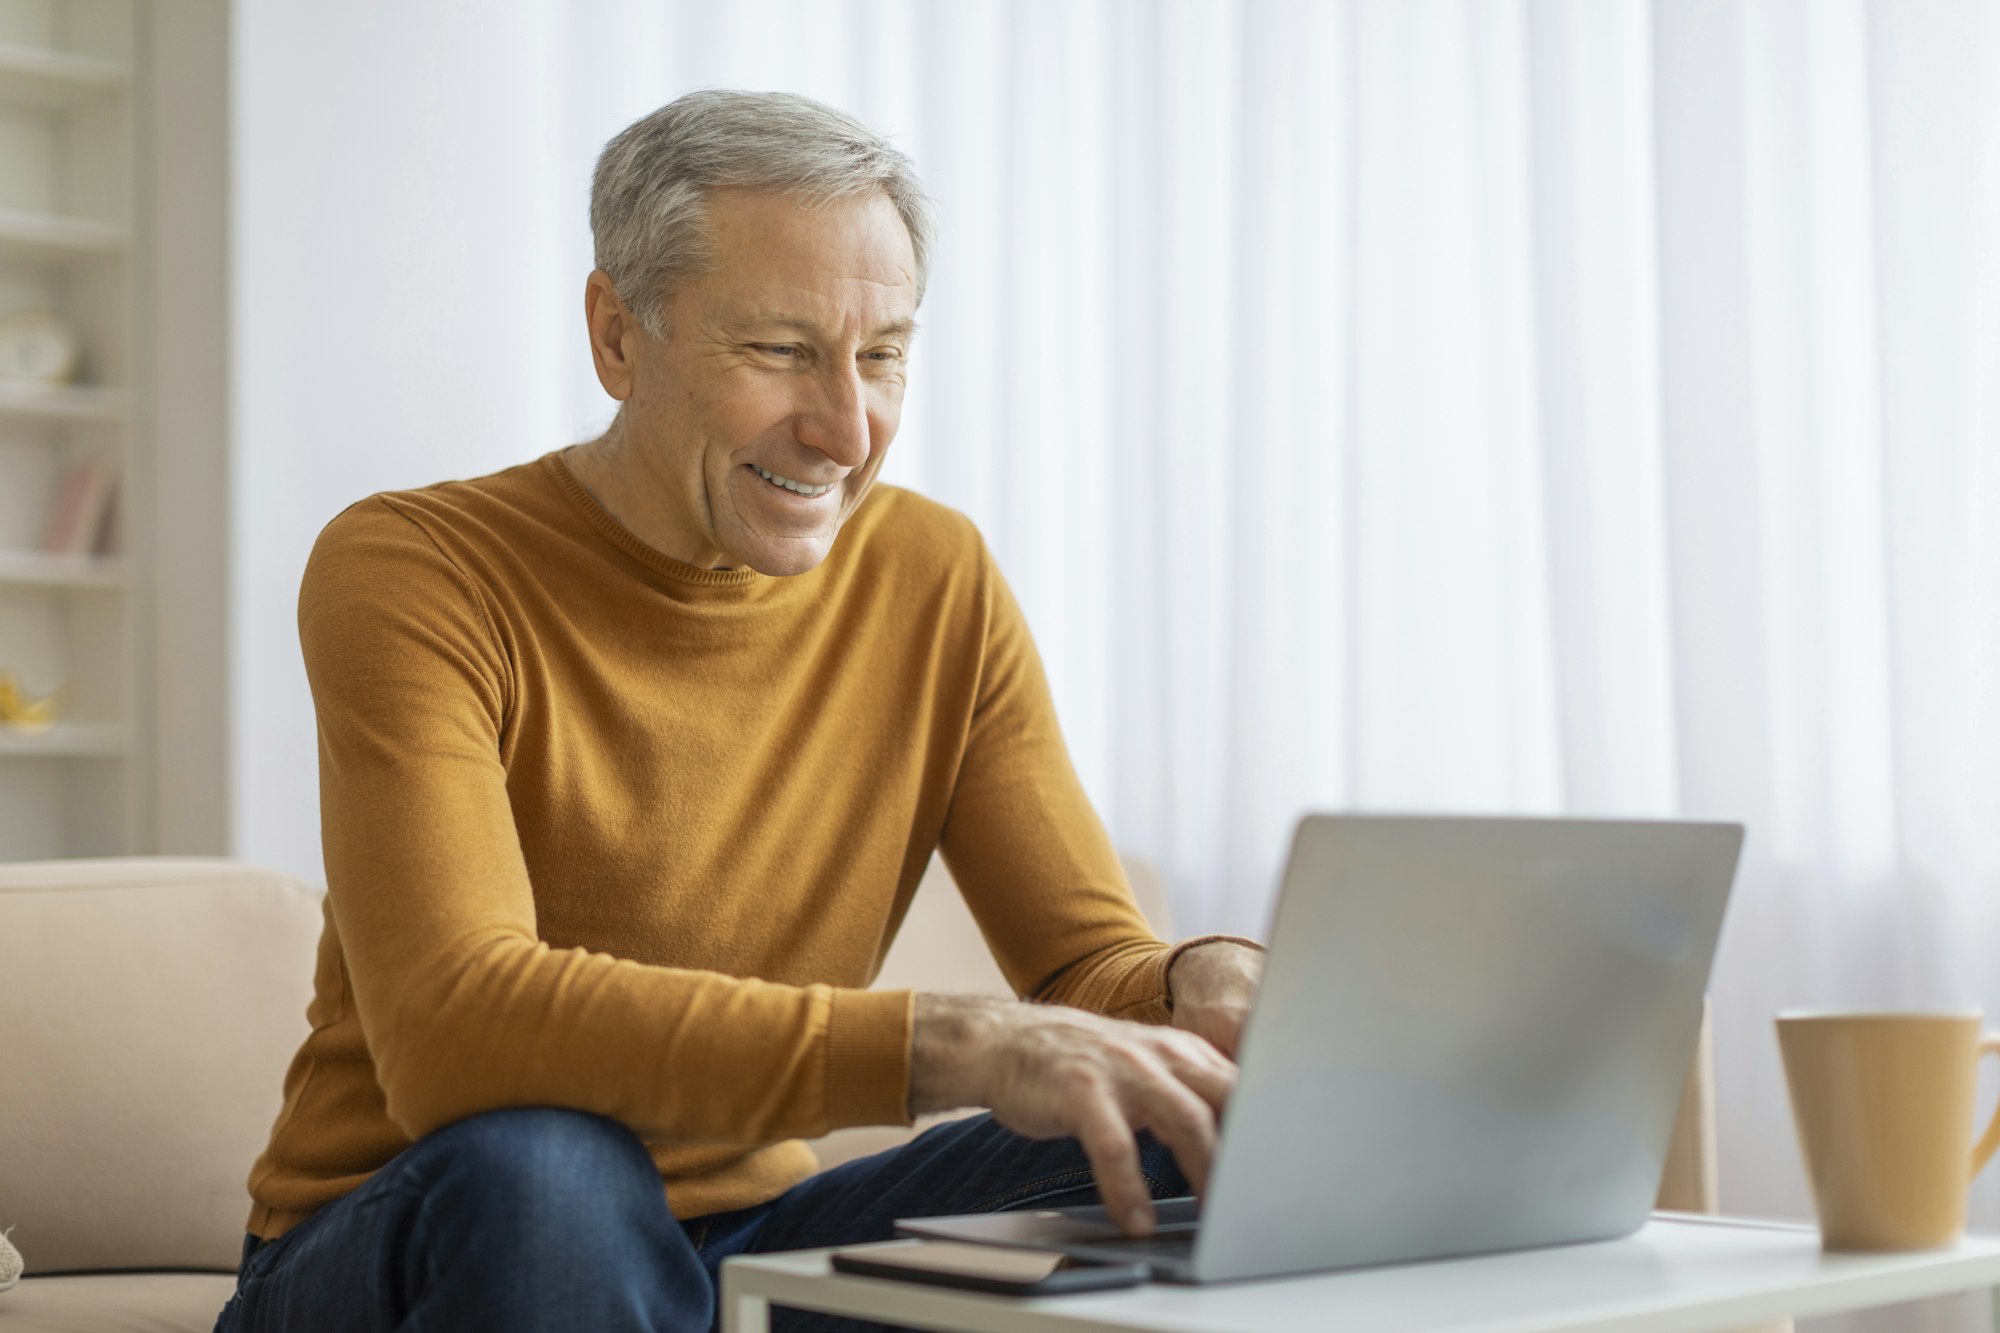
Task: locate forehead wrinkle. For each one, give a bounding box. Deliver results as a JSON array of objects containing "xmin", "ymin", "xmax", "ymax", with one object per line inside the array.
[{"xmin": 724, "ymin": 307, "xmax": 919, "ymax": 341}]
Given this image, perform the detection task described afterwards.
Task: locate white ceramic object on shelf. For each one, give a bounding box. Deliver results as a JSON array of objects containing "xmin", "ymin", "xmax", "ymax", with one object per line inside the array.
[{"xmin": 0, "ymin": 307, "xmax": 78, "ymax": 384}]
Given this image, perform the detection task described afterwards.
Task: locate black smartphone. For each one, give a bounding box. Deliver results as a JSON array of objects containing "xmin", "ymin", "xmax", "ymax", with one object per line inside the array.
[{"xmin": 829, "ymin": 1241, "xmax": 1149, "ymax": 1295}]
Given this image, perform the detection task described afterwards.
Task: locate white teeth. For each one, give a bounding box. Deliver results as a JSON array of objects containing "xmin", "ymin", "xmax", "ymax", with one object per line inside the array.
[{"xmin": 752, "ymin": 464, "xmax": 835, "ymax": 497}]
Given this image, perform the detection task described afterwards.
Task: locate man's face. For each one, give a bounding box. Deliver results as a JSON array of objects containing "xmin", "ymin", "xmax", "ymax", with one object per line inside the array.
[{"xmin": 609, "ymin": 187, "xmax": 918, "ymax": 575}]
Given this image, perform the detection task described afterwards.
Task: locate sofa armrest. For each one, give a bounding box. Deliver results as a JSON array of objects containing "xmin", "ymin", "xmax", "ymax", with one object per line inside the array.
[{"xmin": 1656, "ymin": 996, "xmax": 1720, "ymax": 1213}]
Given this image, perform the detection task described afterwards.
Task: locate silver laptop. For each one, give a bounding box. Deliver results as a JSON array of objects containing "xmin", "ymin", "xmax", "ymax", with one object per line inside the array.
[{"xmin": 898, "ymin": 813, "xmax": 1743, "ymax": 1283}]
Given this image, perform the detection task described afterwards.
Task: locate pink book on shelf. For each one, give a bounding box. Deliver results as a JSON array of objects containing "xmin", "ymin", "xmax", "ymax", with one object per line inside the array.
[
  {"xmin": 41, "ymin": 459, "xmax": 97, "ymax": 553},
  {"xmin": 41, "ymin": 459, "xmax": 115, "ymax": 557}
]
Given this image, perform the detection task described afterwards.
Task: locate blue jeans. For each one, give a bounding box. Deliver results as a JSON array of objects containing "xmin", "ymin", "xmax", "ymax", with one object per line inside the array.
[{"xmin": 211, "ymin": 1106, "xmax": 1186, "ymax": 1332}]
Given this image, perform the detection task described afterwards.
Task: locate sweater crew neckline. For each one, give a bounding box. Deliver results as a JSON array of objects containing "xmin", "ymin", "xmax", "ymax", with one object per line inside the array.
[{"xmin": 546, "ymin": 448, "xmax": 773, "ymax": 595}]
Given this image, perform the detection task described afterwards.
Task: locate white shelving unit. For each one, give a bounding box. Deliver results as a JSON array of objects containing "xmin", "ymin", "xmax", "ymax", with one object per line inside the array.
[
  {"xmin": 0, "ymin": 376, "xmax": 124, "ymax": 420},
  {"xmin": 0, "ymin": 719, "xmax": 123, "ymax": 755},
  {"xmin": 0, "ymin": 0, "xmax": 138, "ymax": 858},
  {"xmin": 0, "ymin": 39, "xmax": 124, "ymax": 108},
  {"xmin": 0, "ymin": 547, "xmax": 124, "ymax": 587}
]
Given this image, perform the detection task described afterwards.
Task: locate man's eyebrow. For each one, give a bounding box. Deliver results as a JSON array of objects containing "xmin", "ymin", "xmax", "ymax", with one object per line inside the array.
[{"xmin": 728, "ymin": 313, "xmax": 919, "ymax": 340}]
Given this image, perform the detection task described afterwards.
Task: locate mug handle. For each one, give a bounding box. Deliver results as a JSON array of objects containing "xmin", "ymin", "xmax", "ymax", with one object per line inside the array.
[{"xmin": 1973, "ymin": 1036, "xmax": 2000, "ymax": 1177}]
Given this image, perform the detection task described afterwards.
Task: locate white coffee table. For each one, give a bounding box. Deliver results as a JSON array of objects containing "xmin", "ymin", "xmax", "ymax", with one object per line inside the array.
[{"xmin": 720, "ymin": 1213, "xmax": 2000, "ymax": 1332}]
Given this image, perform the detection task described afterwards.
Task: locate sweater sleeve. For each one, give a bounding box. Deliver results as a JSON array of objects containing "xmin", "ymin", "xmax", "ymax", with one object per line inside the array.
[
  {"xmin": 302, "ymin": 498, "xmax": 912, "ymax": 1145},
  {"xmin": 936, "ymin": 534, "xmax": 1256, "ymax": 1023}
]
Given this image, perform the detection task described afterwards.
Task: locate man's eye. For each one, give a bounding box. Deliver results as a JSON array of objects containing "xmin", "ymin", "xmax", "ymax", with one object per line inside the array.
[{"xmin": 759, "ymin": 345, "xmax": 798, "ymax": 358}]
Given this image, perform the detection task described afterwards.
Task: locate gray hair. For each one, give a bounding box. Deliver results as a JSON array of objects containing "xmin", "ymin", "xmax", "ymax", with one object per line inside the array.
[{"xmin": 590, "ymin": 89, "xmax": 937, "ymax": 339}]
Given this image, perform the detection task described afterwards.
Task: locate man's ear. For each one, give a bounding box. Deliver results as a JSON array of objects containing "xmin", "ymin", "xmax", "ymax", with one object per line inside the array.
[{"xmin": 585, "ymin": 269, "xmax": 640, "ymax": 402}]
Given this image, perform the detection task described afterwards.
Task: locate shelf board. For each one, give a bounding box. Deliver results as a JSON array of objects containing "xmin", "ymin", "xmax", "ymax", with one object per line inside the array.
[
  {"xmin": 0, "ymin": 379, "xmax": 127, "ymax": 423},
  {"xmin": 0, "ymin": 721, "xmax": 125, "ymax": 756},
  {"xmin": 0, "ymin": 206, "xmax": 127, "ymax": 263},
  {"xmin": 0, "ymin": 42, "xmax": 127, "ymax": 109},
  {"xmin": 0, "ymin": 549, "xmax": 125, "ymax": 589}
]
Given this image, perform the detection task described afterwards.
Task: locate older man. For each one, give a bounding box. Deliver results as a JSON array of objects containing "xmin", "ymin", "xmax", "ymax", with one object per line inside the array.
[{"xmin": 215, "ymin": 90, "xmax": 1263, "ymax": 1333}]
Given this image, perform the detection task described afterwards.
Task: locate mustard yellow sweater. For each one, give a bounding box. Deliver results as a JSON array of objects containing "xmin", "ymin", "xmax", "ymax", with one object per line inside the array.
[{"xmin": 244, "ymin": 450, "xmax": 1204, "ymax": 1241}]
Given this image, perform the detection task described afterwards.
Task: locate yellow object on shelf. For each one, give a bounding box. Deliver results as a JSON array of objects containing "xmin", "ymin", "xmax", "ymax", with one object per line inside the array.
[{"xmin": 0, "ymin": 668, "xmax": 67, "ymax": 732}]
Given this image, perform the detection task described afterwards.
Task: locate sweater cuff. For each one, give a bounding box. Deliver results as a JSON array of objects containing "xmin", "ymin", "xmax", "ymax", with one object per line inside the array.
[
  {"xmin": 824, "ymin": 986, "xmax": 916, "ymax": 1131},
  {"xmin": 1162, "ymin": 934, "xmax": 1267, "ymax": 1014}
]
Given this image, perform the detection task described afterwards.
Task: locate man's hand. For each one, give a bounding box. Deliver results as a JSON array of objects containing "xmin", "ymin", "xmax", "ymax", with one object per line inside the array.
[
  {"xmin": 1166, "ymin": 940, "xmax": 1265, "ymax": 1058},
  {"xmin": 908, "ymin": 994, "xmax": 1237, "ymax": 1238}
]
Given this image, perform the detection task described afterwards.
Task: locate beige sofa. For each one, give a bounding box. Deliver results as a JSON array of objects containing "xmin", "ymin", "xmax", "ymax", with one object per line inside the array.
[{"xmin": 0, "ymin": 855, "xmax": 1760, "ymax": 1333}]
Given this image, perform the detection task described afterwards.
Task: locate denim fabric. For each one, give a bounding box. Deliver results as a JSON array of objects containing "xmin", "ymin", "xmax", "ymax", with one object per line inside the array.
[{"xmin": 212, "ymin": 1106, "xmax": 1186, "ymax": 1333}]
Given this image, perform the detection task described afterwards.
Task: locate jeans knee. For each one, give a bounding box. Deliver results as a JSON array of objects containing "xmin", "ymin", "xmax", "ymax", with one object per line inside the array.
[
  {"xmin": 417, "ymin": 1106, "xmax": 663, "ymax": 1223},
  {"xmin": 371, "ymin": 1108, "xmax": 705, "ymax": 1328}
]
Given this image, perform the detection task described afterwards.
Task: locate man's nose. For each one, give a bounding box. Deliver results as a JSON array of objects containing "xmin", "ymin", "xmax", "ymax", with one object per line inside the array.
[{"xmin": 796, "ymin": 365, "xmax": 871, "ymax": 468}]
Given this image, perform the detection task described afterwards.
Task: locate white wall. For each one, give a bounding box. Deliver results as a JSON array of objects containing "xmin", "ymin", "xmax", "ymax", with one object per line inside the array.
[
  {"xmin": 149, "ymin": 0, "xmax": 231, "ymax": 854},
  {"xmin": 232, "ymin": 0, "xmax": 583, "ymax": 883}
]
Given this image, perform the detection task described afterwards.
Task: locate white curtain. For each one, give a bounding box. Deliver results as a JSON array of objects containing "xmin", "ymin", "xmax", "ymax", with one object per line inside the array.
[{"xmin": 235, "ymin": 3, "xmax": 2000, "ymax": 1326}]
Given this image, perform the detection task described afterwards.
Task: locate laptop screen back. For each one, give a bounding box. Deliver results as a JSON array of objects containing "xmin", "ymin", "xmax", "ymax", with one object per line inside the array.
[{"xmin": 1193, "ymin": 814, "xmax": 1740, "ymax": 1282}]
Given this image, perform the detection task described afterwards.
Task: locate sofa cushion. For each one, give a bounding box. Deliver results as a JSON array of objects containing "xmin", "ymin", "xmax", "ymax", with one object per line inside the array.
[
  {"xmin": 0, "ymin": 858, "xmax": 324, "ymax": 1274},
  {"xmin": 0, "ymin": 1273, "xmax": 238, "ymax": 1332}
]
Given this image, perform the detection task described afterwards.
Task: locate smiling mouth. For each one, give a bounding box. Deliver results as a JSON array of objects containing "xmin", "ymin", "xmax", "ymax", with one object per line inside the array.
[{"xmin": 749, "ymin": 463, "xmax": 837, "ymax": 497}]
